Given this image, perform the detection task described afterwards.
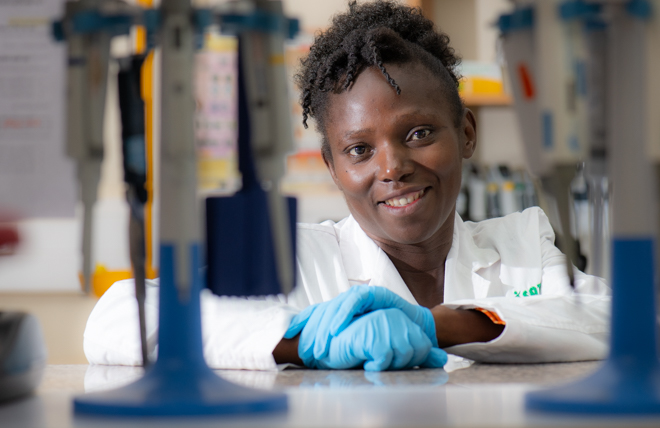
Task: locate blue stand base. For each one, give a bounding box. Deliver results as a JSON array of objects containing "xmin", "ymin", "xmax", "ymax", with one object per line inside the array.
[
  {"xmin": 527, "ymin": 238, "xmax": 660, "ymax": 415},
  {"xmin": 526, "ymin": 361, "xmax": 660, "ymax": 414},
  {"xmin": 73, "ymin": 363, "xmax": 287, "ymax": 417}
]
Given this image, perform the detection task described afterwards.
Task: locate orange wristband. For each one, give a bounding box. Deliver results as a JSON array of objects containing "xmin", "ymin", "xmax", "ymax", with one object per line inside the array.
[{"xmin": 474, "ymin": 307, "xmax": 506, "ymax": 326}]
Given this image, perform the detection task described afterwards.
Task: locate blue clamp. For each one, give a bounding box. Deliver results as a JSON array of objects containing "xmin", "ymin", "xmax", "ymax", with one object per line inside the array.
[
  {"xmin": 52, "ymin": 20, "xmax": 65, "ymax": 41},
  {"xmin": 559, "ymin": 1, "xmax": 598, "ymax": 21},
  {"xmin": 626, "ymin": 0, "xmax": 652, "ymax": 19},
  {"xmin": 53, "ymin": 9, "xmax": 134, "ymax": 41},
  {"xmin": 288, "ymin": 18, "xmax": 300, "ymax": 39},
  {"xmin": 194, "ymin": 8, "xmax": 214, "ymax": 32},
  {"xmin": 498, "ymin": 7, "xmax": 533, "ymax": 35},
  {"xmin": 143, "ymin": 9, "xmax": 160, "ymax": 33},
  {"xmin": 73, "ymin": 10, "xmax": 133, "ymax": 36},
  {"xmin": 218, "ymin": 10, "xmax": 299, "ymax": 39}
]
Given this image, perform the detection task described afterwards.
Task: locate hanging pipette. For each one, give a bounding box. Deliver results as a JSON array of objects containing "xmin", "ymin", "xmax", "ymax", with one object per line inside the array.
[
  {"xmin": 61, "ymin": 0, "xmax": 112, "ymax": 294},
  {"xmin": 237, "ymin": 0, "xmax": 296, "ymax": 295},
  {"xmin": 118, "ymin": 55, "xmax": 149, "ymax": 367},
  {"xmin": 499, "ymin": 1, "xmax": 592, "ymax": 289}
]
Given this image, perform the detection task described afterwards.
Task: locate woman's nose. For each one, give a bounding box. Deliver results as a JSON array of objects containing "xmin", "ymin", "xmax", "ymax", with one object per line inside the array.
[{"xmin": 376, "ymin": 143, "xmax": 413, "ymax": 182}]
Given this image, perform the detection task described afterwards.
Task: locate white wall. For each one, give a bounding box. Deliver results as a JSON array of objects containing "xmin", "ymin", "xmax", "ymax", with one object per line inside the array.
[
  {"xmin": 434, "ymin": 0, "xmax": 525, "ymax": 170},
  {"xmin": 474, "ymin": 107, "xmax": 526, "ymax": 169}
]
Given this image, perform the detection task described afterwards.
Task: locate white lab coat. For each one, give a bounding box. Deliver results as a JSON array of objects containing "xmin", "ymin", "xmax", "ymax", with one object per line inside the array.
[{"xmin": 83, "ymin": 207, "xmax": 610, "ymax": 370}]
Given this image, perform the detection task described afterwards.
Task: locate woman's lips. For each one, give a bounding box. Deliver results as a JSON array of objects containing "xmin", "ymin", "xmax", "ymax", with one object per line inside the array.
[{"xmin": 381, "ymin": 188, "xmax": 427, "ymax": 208}]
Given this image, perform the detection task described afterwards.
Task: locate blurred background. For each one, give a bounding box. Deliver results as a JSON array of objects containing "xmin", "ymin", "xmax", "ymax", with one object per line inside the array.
[{"xmin": 0, "ymin": 0, "xmax": 537, "ymax": 364}]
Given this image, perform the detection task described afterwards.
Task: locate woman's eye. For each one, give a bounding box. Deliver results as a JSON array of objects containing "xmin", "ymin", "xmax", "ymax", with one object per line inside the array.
[
  {"xmin": 348, "ymin": 145, "xmax": 367, "ymax": 156},
  {"xmin": 411, "ymin": 129, "xmax": 431, "ymax": 140}
]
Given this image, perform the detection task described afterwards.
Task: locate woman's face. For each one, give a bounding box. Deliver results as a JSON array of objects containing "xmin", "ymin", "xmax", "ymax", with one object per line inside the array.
[{"xmin": 324, "ymin": 62, "xmax": 476, "ymax": 246}]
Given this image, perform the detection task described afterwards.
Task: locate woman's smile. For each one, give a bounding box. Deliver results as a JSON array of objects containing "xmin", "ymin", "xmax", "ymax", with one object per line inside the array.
[{"xmin": 380, "ymin": 187, "xmax": 428, "ymax": 208}]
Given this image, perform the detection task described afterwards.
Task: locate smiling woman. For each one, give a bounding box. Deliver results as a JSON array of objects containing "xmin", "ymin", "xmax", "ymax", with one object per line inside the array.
[
  {"xmin": 83, "ymin": 0, "xmax": 611, "ymax": 372},
  {"xmin": 324, "ymin": 63, "xmax": 472, "ymax": 252}
]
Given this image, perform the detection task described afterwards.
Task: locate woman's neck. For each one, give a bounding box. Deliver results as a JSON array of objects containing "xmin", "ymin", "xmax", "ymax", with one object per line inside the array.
[{"xmin": 368, "ymin": 212, "xmax": 455, "ymax": 308}]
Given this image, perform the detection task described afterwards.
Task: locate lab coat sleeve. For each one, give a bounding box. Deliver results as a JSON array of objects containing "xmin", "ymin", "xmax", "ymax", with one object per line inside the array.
[
  {"xmin": 443, "ymin": 209, "xmax": 611, "ymax": 363},
  {"xmin": 83, "ymin": 279, "xmax": 299, "ymax": 370}
]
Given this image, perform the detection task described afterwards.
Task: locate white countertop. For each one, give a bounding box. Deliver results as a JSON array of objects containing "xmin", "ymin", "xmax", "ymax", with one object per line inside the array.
[{"xmin": 3, "ymin": 362, "xmax": 660, "ymax": 427}]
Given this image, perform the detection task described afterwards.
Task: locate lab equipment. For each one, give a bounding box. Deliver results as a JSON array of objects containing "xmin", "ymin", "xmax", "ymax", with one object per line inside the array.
[
  {"xmin": 54, "ymin": 0, "xmax": 298, "ymax": 417},
  {"xmin": 499, "ymin": 180, "xmax": 519, "ymax": 216},
  {"xmin": 582, "ymin": 7, "xmax": 611, "ymax": 279},
  {"xmin": 0, "ymin": 312, "xmax": 47, "ymax": 404},
  {"xmin": 206, "ymin": 0, "xmax": 298, "ymax": 297},
  {"xmin": 501, "ymin": 0, "xmax": 660, "ymax": 414},
  {"xmin": 60, "ymin": 0, "xmax": 112, "ymax": 294},
  {"xmin": 461, "ymin": 164, "xmax": 539, "ymax": 222},
  {"xmin": 305, "ymin": 308, "xmax": 447, "ymax": 371},
  {"xmin": 285, "ymin": 285, "xmax": 439, "ymax": 365},
  {"xmin": 117, "ymin": 55, "xmax": 149, "ymax": 367},
  {"xmin": 467, "ymin": 170, "xmax": 487, "ymax": 221},
  {"xmin": 217, "ymin": 0, "xmax": 297, "ymax": 297},
  {"xmin": 486, "ymin": 182, "xmax": 500, "ymax": 218},
  {"xmin": 498, "ymin": 1, "xmax": 584, "ymax": 289}
]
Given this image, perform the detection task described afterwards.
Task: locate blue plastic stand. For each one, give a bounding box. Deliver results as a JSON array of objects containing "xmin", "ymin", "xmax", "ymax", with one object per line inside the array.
[
  {"xmin": 526, "ymin": 238, "xmax": 660, "ymax": 414},
  {"xmin": 72, "ymin": 2, "xmax": 292, "ymax": 417},
  {"xmin": 74, "ymin": 244, "xmax": 288, "ymax": 416}
]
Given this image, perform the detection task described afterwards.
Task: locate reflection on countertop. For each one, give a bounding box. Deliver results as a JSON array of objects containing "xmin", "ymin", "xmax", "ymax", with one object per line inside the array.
[{"xmin": 35, "ymin": 356, "xmax": 602, "ymax": 395}]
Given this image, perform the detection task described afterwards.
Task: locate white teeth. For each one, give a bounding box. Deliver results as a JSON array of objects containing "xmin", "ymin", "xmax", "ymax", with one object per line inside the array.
[{"xmin": 384, "ymin": 189, "xmax": 425, "ymax": 207}]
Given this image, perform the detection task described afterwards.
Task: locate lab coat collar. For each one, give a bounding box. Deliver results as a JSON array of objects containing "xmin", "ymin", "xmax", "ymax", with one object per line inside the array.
[
  {"xmin": 444, "ymin": 214, "xmax": 500, "ymax": 301},
  {"xmin": 337, "ymin": 216, "xmax": 417, "ymax": 304},
  {"xmin": 337, "ymin": 213, "xmax": 501, "ymax": 305},
  {"xmin": 452, "ymin": 214, "xmax": 501, "ymax": 273}
]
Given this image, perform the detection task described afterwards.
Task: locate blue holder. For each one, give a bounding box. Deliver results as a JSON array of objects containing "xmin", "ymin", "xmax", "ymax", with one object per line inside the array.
[
  {"xmin": 526, "ymin": 238, "xmax": 660, "ymax": 414},
  {"xmin": 74, "ymin": 244, "xmax": 287, "ymax": 416},
  {"xmin": 70, "ymin": 3, "xmax": 293, "ymax": 418},
  {"xmin": 497, "ymin": 7, "xmax": 533, "ymax": 35}
]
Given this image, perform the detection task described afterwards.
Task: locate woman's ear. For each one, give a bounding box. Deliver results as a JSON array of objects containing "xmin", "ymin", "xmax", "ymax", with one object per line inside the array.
[
  {"xmin": 461, "ymin": 108, "xmax": 477, "ymax": 160},
  {"xmin": 322, "ymin": 150, "xmax": 343, "ymax": 191}
]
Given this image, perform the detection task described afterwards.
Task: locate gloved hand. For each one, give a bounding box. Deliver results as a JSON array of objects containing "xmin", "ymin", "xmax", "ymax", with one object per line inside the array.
[
  {"xmin": 309, "ymin": 308, "xmax": 448, "ymax": 371},
  {"xmin": 284, "ymin": 285, "xmax": 439, "ymax": 366}
]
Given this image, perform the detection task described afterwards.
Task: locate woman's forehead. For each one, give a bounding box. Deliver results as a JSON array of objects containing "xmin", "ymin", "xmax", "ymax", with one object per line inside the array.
[{"xmin": 324, "ymin": 63, "xmax": 452, "ymax": 131}]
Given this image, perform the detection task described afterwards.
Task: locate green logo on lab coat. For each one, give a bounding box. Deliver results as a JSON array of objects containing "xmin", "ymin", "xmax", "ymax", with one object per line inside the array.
[{"xmin": 514, "ymin": 283, "xmax": 542, "ymax": 297}]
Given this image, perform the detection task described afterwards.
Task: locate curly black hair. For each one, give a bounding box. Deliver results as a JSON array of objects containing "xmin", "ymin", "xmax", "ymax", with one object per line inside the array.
[{"xmin": 294, "ymin": 0, "xmax": 464, "ymax": 162}]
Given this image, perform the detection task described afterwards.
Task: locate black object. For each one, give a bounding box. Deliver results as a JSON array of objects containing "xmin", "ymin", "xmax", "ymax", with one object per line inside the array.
[
  {"xmin": 117, "ymin": 55, "xmax": 148, "ymax": 205},
  {"xmin": 118, "ymin": 55, "xmax": 150, "ymax": 367},
  {"xmin": 0, "ymin": 312, "xmax": 47, "ymax": 403},
  {"xmin": 206, "ymin": 194, "xmax": 297, "ymax": 297}
]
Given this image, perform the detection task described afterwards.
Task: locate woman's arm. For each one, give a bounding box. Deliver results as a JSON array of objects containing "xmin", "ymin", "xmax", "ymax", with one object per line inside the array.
[
  {"xmin": 272, "ymin": 335, "xmax": 303, "ymax": 365},
  {"xmin": 431, "ymin": 306, "xmax": 504, "ymax": 348},
  {"xmin": 271, "ymin": 303, "xmax": 504, "ymax": 366}
]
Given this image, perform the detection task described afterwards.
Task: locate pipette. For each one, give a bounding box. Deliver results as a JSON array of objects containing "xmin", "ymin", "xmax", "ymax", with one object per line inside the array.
[
  {"xmin": 206, "ymin": 0, "xmax": 298, "ymax": 297},
  {"xmin": 118, "ymin": 55, "xmax": 149, "ymax": 367},
  {"xmin": 231, "ymin": 0, "xmax": 296, "ymax": 295},
  {"xmin": 523, "ymin": 0, "xmax": 660, "ymax": 414},
  {"xmin": 63, "ymin": 0, "xmax": 112, "ymax": 294},
  {"xmin": 499, "ymin": 1, "xmax": 590, "ymax": 288},
  {"xmin": 55, "ymin": 0, "xmax": 294, "ymax": 415}
]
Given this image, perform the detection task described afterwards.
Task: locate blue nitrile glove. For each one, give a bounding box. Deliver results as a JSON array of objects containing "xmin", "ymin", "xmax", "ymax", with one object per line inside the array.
[
  {"xmin": 310, "ymin": 308, "xmax": 448, "ymax": 371},
  {"xmin": 284, "ymin": 285, "xmax": 439, "ymax": 365}
]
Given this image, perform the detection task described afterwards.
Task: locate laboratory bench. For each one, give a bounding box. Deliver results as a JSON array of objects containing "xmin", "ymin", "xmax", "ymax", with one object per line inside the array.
[{"xmin": 3, "ymin": 360, "xmax": 660, "ymax": 427}]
